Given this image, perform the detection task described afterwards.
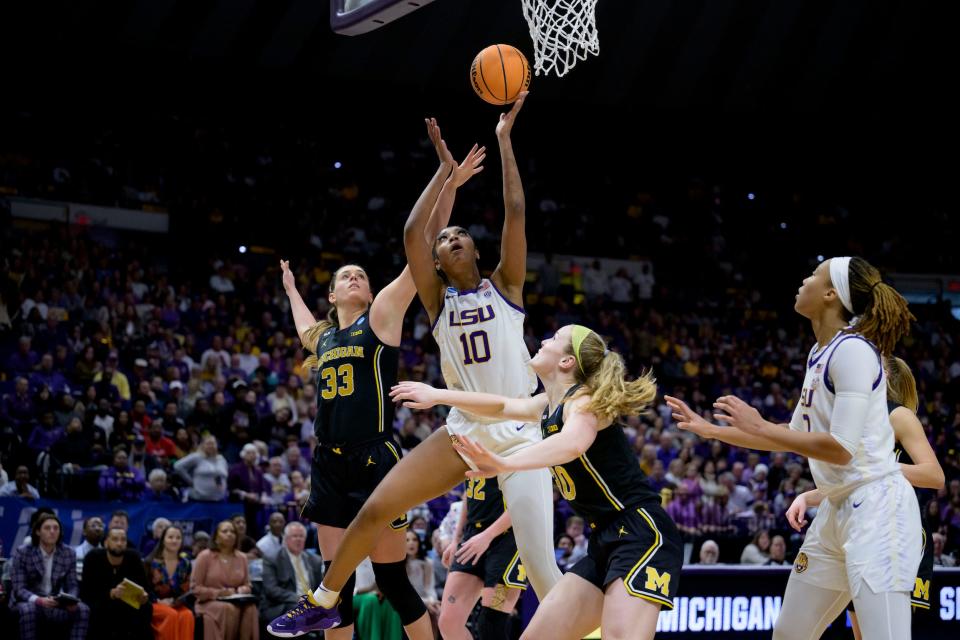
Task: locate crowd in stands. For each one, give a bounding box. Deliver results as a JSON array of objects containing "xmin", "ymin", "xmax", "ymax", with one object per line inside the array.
[{"xmin": 2, "ymin": 115, "xmax": 960, "ymax": 638}]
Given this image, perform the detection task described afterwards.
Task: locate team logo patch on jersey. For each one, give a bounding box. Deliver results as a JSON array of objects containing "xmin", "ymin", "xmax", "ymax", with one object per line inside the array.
[{"xmin": 794, "ymin": 552, "xmax": 809, "ymax": 574}]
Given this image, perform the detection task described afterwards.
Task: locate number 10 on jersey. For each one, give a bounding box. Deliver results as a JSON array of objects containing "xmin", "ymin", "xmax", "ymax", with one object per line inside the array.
[{"xmin": 459, "ymin": 330, "xmax": 491, "ymax": 365}]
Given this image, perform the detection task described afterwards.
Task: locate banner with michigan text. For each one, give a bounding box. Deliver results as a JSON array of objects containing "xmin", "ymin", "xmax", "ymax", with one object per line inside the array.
[{"xmin": 0, "ymin": 497, "xmax": 240, "ymax": 551}]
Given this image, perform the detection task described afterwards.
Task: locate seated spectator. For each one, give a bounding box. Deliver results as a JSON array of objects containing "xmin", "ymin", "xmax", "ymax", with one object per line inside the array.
[
  {"xmin": 279, "ymin": 445, "xmax": 309, "ymax": 478},
  {"xmin": 740, "ymin": 530, "xmax": 772, "ymax": 565},
  {"xmin": 3, "ymin": 376, "xmax": 35, "ymax": 429},
  {"xmin": 262, "ymin": 457, "xmax": 291, "ymax": 507},
  {"xmin": 288, "ymin": 470, "xmax": 310, "ymax": 512},
  {"xmin": 699, "ymin": 540, "xmax": 720, "ymax": 565},
  {"xmin": 145, "ymin": 525, "xmax": 195, "ymax": 640},
  {"xmin": 933, "ymin": 532, "xmax": 956, "ymax": 567},
  {"xmin": 99, "ymin": 448, "xmax": 145, "ymax": 501},
  {"xmin": 719, "ymin": 471, "xmax": 753, "ymax": 515},
  {"xmin": 564, "ymin": 516, "xmax": 589, "ymax": 567},
  {"xmin": 256, "ymin": 512, "xmax": 287, "ymax": 562},
  {"xmin": 766, "ymin": 535, "xmax": 789, "ymax": 565},
  {"xmin": 0, "ymin": 465, "xmax": 40, "ymax": 499},
  {"xmin": 231, "ymin": 514, "xmax": 260, "ymax": 558},
  {"xmin": 30, "ymin": 353, "xmax": 69, "ymax": 396},
  {"xmin": 666, "ymin": 484, "xmax": 700, "ymax": 539},
  {"xmin": 74, "ymin": 516, "xmax": 104, "ymax": 579},
  {"xmin": 27, "ymin": 409, "xmax": 65, "ymax": 456},
  {"xmin": 140, "ymin": 517, "xmax": 173, "ymax": 557},
  {"xmin": 191, "ymin": 519, "xmax": 258, "ymax": 640},
  {"xmin": 174, "ymin": 435, "xmax": 229, "ymax": 502},
  {"xmin": 52, "ymin": 417, "xmax": 94, "ymax": 471},
  {"xmin": 258, "ymin": 522, "xmax": 322, "ymax": 626},
  {"xmin": 405, "ymin": 531, "xmax": 440, "ymax": 618},
  {"xmin": 10, "ymin": 513, "xmax": 90, "ymax": 640},
  {"xmin": 145, "ymin": 469, "xmax": 177, "ymax": 502},
  {"xmin": 555, "ymin": 533, "xmax": 576, "ymax": 571},
  {"xmin": 80, "ymin": 527, "xmax": 152, "ymax": 639},
  {"xmin": 699, "ymin": 487, "xmax": 737, "ymax": 538},
  {"xmin": 191, "ymin": 531, "xmax": 211, "ymax": 559}
]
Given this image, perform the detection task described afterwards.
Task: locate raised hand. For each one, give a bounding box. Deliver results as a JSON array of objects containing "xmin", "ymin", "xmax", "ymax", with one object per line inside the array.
[
  {"xmin": 450, "ymin": 144, "xmax": 486, "ymax": 187},
  {"xmin": 280, "ymin": 260, "xmax": 296, "ymax": 293},
  {"xmin": 496, "ymin": 91, "xmax": 528, "ymax": 139},
  {"xmin": 664, "ymin": 395, "xmax": 713, "ymax": 438},
  {"xmin": 426, "ymin": 117, "xmax": 455, "ymax": 168},
  {"xmin": 713, "ymin": 395, "xmax": 767, "ymax": 436},
  {"xmin": 786, "ymin": 492, "xmax": 811, "ymax": 532},
  {"xmin": 452, "ymin": 435, "xmax": 506, "ymax": 479},
  {"xmin": 390, "ymin": 381, "xmax": 441, "ymax": 410}
]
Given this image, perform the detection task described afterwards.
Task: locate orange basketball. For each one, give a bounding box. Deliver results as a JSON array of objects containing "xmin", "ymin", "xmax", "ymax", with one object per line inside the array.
[{"xmin": 470, "ymin": 44, "xmax": 531, "ymax": 105}]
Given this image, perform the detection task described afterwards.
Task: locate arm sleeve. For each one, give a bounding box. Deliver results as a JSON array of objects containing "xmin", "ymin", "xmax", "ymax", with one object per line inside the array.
[{"xmin": 827, "ymin": 339, "xmax": 879, "ymax": 457}]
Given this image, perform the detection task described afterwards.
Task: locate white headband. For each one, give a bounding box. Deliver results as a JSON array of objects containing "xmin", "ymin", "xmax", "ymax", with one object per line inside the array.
[{"xmin": 829, "ymin": 256, "xmax": 853, "ymax": 314}]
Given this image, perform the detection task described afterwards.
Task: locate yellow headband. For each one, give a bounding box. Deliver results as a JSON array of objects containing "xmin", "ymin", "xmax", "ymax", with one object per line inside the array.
[{"xmin": 571, "ymin": 325, "xmax": 593, "ymax": 375}]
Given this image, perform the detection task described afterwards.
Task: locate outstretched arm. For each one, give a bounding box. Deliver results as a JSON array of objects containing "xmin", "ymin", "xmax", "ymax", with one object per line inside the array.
[
  {"xmin": 665, "ymin": 395, "xmax": 787, "ymax": 452},
  {"xmin": 280, "ymin": 260, "xmax": 319, "ymax": 347},
  {"xmin": 454, "ymin": 399, "xmax": 599, "ymax": 477},
  {"xmin": 405, "ymin": 140, "xmax": 486, "ymax": 321},
  {"xmin": 390, "ymin": 381, "xmax": 546, "ymax": 423},
  {"xmin": 491, "ymin": 92, "xmax": 528, "ymax": 307}
]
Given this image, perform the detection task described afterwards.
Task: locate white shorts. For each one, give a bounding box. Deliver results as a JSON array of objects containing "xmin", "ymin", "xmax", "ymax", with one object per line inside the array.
[
  {"xmin": 793, "ymin": 472, "xmax": 921, "ymax": 597},
  {"xmin": 444, "ymin": 409, "xmax": 540, "ymax": 473}
]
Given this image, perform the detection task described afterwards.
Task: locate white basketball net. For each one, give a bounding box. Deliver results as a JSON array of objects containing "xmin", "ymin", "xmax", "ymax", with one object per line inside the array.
[{"xmin": 521, "ymin": 0, "xmax": 599, "ymax": 78}]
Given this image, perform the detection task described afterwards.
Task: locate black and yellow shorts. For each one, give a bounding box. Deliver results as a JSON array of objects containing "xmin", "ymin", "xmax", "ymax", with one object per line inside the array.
[
  {"xmin": 449, "ymin": 529, "xmax": 527, "ymax": 590},
  {"xmin": 568, "ymin": 503, "xmax": 682, "ymax": 609},
  {"xmin": 303, "ymin": 437, "xmax": 408, "ymax": 530}
]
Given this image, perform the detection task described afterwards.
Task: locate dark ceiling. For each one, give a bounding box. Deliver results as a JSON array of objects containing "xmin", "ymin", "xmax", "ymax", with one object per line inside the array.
[{"xmin": 3, "ymin": 0, "xmax": 957, "ymax": 173}]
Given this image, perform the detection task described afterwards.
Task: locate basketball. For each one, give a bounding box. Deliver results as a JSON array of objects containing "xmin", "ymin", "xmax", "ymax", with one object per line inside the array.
[{"xmin": 470, "ymin": 44, "xmax": 531, "ymax": 105}]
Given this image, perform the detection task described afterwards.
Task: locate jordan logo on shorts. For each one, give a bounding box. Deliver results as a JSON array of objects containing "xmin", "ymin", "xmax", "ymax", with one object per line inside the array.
[
  {"xmin": 618, "ymin": 526, "xmax": 629, "ymax": 538},
  {"xmin": 366, "ymin": 456, "xmax": 375, "ymax": 466}
]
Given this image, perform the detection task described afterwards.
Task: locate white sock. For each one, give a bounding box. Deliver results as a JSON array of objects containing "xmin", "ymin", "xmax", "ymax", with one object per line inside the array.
[{"xmin": 313, "ymin": 583, "xmax": 339, "ymax": 607}]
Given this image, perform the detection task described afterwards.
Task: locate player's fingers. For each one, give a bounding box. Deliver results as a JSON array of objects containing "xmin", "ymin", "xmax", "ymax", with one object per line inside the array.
[{"xmin": 713, "ymin": 413, "xmax": 732, "ymax": 423}]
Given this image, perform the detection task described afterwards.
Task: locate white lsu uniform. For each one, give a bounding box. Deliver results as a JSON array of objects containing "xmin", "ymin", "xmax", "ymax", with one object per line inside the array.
[
  {"xmin": 789, "ymin": 330, "xmax": 921, "ymax": 599},
  {"xmin": 432, "ymin": 278, "xmax": 562, "ymax": 597}
]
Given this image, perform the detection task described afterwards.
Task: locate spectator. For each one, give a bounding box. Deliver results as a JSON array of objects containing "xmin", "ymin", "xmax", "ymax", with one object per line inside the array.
[
  {"xmin": 93, "ymin": 352, "xmax": 131, "ymax": 402},
  {"xmin": 699, "ymin": 487, "xmax": 736, "ymax": 538},
  {"xmin": 699, "ymin": 540, "xmax": 720, "ymax": 565},
  {"xmin": 740, "ymin": 530, "xmax": 772, "ymax": 565},
  {"xmin": 99, "ymin": 448, "xmax": 145, "ymax": 502},
  {"xmin": 279, "ymin": 445, "xmax": 309, "ymax": 478},
  {"xmin": 267, "ymin": 384, "xmax": 297, "ymax": 424},
  {"xmin": 634, "ymin": 262, "xmax": 655, "ymax": 300},
  {"xmin": 3, "ymin": 377, "xmax": 35, "ymax": 429},
  {"xmin": 555, "ymin": 533, "xmax": 576, "ymax": 570},
  {"xmin": 174, "ymin": 435, "xmax": 229, "ymax": 501},
  {"xmin": 228, "ymin": 443, "xmax": 268, "ymax": 531},
  {"xmin": 258, "ymin": 522, "xmax": 323, "ymax": 626},
  {"xmin": 666, "ymin": 484, "xmax": 700, "ymax": 539},
  {"xmin": 0, "ymin": 465, "xmax": 41, "ymax": 499},
  {"xmin": 52, "ymin": 417, "xmax": 93, "ymax": 471},
  {"xmin": 145, "ymin": 525, "xmax": 195, "ymax": 640},
  {"xmin": 766, "ymin": 535, "xmax": 789, "ymax": 565},
  {"xmin": 564, "ymin": 516, "xmax": 589, "ymax": 567},
  {"xmin": 719, "ymin": 472, "xmax": 753, "ymax": 515},
  {"xmin": 144, "ymin": 469, "xmax": 177, "ymax": 502},
  {"xmin": 10, "ymin": 513, "xmax": 90, "ymax": 640},
  {"xmin": 80, "ymin": 527, "xmax": 152, "ymax": 640},
  {"xmin": 191, "ymin": 531, "xmax": 211, "ymax": 559},
  {"xmin": 30, "ymin": 353, "xmax": 70, "ymax": 396},
  {"xmin": 933, "ymin": 532, "xmax": 956, "ymax": 567},
  {"xmin": 256, "ymin": 512, "xmax": 287, "ymax": 562},
  {"xmin": 8, "ymin": 336, "xmax": 40, "ymax": 376},
  {"xmin": 404, "ymin": 530, "xmax": 440, "ymax": 618},
  {"xmin": 140, "ymin": 517, "xmax": 173, "ymax": 557},
  {"xmin": 190, "ymin": 519, "xmax": 258, "ymax": 640},
  {"xmin": 231, "ymin": 514, "xmax": 260, "ymax": 558},
  {"xmin": 145, "ymin": 421, "xmax": 178, "ymax": 459},
  {"xmin": 74, "ymin": 516, "xmax": 105, "ymax": 578},
  {"xmin": 262, "ymin": 457, "xmax": 291, "ymax": 507}
]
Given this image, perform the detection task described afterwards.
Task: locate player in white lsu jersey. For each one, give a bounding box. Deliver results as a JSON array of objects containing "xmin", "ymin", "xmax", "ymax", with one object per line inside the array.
[
  {"xmin": 291, "ymin": 99, "xmax": 561, "ymax": 635},
  {"xmin": 666, "ymin": 256, "xmax": 920, "ymax": 640}
]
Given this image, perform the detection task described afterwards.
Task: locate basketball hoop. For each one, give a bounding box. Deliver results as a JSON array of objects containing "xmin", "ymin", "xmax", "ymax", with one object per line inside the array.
[{"xmin": 521, "ymin": 0, "xmax": 599, "ymax": 77}]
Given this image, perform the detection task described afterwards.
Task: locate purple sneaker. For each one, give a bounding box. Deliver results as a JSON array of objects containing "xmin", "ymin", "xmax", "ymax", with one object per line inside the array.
[{"xmin": 267, "ymin": 593, "xmax": 341, "ymax": 637}]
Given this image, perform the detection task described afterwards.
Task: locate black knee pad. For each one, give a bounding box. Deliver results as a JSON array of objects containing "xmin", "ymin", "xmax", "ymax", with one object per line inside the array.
[
  {"xmin": 324, "ymin": 561, "xmax": 356, "ymax": 628},
  {"xmin": 372, "ymin": 560, "xmax": 427, "ymax": 626},
  {"xmin": 477, "ymin": 606, "xmax": 511, "ymax": 640}
]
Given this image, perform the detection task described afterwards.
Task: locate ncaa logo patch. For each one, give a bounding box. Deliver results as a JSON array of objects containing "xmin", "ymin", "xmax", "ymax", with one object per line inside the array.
[
  {"xmin": 357, "ymin": 316, "xmax": 365, "ymax": 325},
  {"xmin": 794, "ymin": 552, "xmax": 809, "ymax": 574}
]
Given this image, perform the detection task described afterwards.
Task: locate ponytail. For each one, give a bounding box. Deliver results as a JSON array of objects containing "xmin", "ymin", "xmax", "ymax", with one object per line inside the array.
[
  {"xmin": 844, "ymin": 257, "xmax": 914, "ymax": 355},
  {"xmin": 568, "ymin": 327, "xmax": 657, "ymax": 423},
  {"xmin": 884, "ymin": 355, "xmax": 919, "ymax": 413}
]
